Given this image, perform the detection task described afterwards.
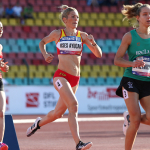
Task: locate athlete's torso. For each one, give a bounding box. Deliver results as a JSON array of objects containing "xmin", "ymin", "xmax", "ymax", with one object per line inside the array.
[
  {"xmin": 55, "ymin": 29, "xmax": 83, "ymax": 76},
  {"xmin": 124, "ymin": 29, "xmax": 150, "ymax": 81},
  {"xmin": 56, "ymin": 29, "xmax": 83, "ymax": 56}
]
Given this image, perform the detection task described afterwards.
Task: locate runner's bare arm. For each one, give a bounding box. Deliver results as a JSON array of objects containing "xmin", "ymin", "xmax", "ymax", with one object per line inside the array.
[
  {"xmin": 114, "ymin": 32, "xmax": 145, "ymax": 68},
  {"xmin": 39, "ymin": 30, "xmax": 61, "ymax": 56},
  {"xmin": 81, "ymin": 32, "xmax": 102, "ymax": 58},
  {"xmin": 114, "ymin": 32, "xmax": 132, "ymax": 67},
  {"xmin": 39, "ymin": 30, "xmax": 61, "ymax": 63}
]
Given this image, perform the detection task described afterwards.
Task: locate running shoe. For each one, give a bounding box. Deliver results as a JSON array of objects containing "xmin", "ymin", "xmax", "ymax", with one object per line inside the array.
[
  {"xmin": 0, "ymin": 143, "xmax": 8, "ymax": 150},
  {"xmin": 26, "ymin": 117, "xmax": 41, "ymax": 137},
  {"xmin": 123, "ymin": 111, "xmax": 130, "ymax": 135},
  {"xmin": 76, "ymin": 141, "xmax": 93, "ymax": 150}
]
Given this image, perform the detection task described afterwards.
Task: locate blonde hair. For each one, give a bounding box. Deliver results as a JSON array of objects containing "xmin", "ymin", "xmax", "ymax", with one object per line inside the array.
[
  {"xmin": 59, "ymin": 5, "xmax": 78, "ymax": 23},
  {"xmin": 122, "ymin": 3, "xmax": 150, "ymax": 28}
]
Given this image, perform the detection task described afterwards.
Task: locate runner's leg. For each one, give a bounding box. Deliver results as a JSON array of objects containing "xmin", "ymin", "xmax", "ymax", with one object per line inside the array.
[
  {"xmin": 140, "ymin": 96, "xmax": 150, "ymax": 125},
  {"xmin": 53, "ymin": 77, "xmax": 80, "ymax": 145},
  {"xmin": 122, "ymin": 87, "xmax": 141, "ymax": 150},
  {"xmin": 0, "ymin": 91, "xmax": 6, "ymax": 142}
]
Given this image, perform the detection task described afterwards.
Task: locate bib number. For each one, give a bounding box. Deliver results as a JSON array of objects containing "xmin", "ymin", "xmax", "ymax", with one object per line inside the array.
[{"xmin": 132, "ymin": 56, "xmax": 150, "ymax": 77}]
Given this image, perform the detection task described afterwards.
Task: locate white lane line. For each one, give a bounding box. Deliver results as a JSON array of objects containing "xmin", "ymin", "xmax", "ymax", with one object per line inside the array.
[{"xmin": 13, "ymin": 117, "xmax": 124, "ymax": 124}]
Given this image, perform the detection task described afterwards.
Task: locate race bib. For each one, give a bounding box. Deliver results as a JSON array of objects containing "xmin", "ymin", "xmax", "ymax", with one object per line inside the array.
[{"xmin": 132, "ymin": 56, "xmax": 150, "ymax": 77}]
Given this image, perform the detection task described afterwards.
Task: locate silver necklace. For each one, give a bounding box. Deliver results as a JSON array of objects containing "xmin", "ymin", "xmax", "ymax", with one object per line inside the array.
[
  {"xmin": 136, "ymin": 30, "xmax": 150, "ymax": 35},
  {"xmin": 69, "ymin": 32, "xmax": 74, "ymax": 36},
  {"xmin": 137, "ymin": 32, "xmax": 150, "ymax": 35}
]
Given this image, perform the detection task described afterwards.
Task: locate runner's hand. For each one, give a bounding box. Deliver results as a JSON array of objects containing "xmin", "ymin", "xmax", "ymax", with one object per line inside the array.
[
  {"xmin": 87, "ymin": 34, "xmax": 96, "ymax": 45},
  {"xmin": 0, "ymin": 59, "xmax": 4, "ymax": 68},
  {"xmin": 1, "ymin": 61, "xmax": 9, "ymax": 72},
  {"xmin": 43, "ymin": 53, "xmax": 54, "ymax": 63},
  {"xmin": 132, "ymin": 60, "xmax": 145, "ymax": 68}
]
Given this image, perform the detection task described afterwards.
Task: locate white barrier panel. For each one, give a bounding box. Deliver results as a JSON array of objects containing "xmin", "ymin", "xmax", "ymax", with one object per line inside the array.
[
  {"xmin": 76, "ymin": 86, "xmax": 127, "ymax": 114},
  {"xmin": 5, "ymin": 86, "xmax": 60, "ymax": 115},
  {"xmin": 4, "ymin": 86, "xmax": 145, "ymax": 115}
]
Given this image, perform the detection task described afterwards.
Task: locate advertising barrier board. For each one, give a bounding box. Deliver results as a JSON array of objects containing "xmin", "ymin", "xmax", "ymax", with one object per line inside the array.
[{"xmin": 4, "ymin": 86, "xmax": 144, "ymax": 115}]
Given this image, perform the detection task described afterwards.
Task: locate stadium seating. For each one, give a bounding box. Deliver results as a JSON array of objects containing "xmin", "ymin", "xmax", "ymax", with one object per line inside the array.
[
  {"xmin": 115, "ymin": 77, "xmax": 122, "ymax": 85},
  {"xmin": 87, "ymin": 77, "xmax": 97, "ymax": 85},
  {"xmin": 79, "ymin": 77, "xmax": 87, "ymax": 85},
  {"xmin": 42, "ymin": 78, "xmax": 51, "ymax": 85},
  {"xmin": 14, "ymin": 78, "xmax": 23, "ymax": 85},
  {"xmin": 96, "ymin": 77, "xmax": 106, "ymax": 85},
  {"xmin": 5, "ymin": 78, "xmax": 14, "ymax": 85},
  {"xmin": 16, "ymin": 72, "xmax": 26, "ymax": 78},
  {"xmin": 32, "ymin": 78, "xmax": 42, "ymax": 85},
  {"xmin": 105, "ymin": 77, "xmax": 115, "ymax": 85}
]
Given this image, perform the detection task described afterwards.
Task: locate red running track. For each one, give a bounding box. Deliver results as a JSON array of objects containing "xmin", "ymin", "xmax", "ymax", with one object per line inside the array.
[{"xmin": 13, "ymin": 114, "xmax": 150, "ymax": 150}]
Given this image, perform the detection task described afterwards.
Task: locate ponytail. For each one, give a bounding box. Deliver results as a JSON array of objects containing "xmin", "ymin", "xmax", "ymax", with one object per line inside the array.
[
  {"xmin": 122, "ymin": 3, "xmax": 150, "ymax": 27},
  {"xmin": 59, "ymin": 5, "xmax": 78, "ymax": 23}
]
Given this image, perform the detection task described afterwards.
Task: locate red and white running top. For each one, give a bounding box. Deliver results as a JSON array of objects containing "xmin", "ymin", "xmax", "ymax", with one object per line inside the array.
[{"xmin": 56, "ymin": 29, "xmax": 83, "ymax": 56}]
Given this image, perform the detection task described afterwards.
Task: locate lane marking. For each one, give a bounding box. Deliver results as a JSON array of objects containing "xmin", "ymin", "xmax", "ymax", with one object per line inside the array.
[{"xmin": 13, "ymin": 117, "xmax": 124, "ymax": 124}]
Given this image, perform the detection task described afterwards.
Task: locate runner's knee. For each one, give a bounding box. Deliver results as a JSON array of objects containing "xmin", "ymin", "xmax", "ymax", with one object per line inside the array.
[
  {"xmin": 68, "ymin": 102, "xmax": 78, "ymax": 114},
  {"xmin": 131, "ymin": 117, "xmax": 141, "ymax": 130}
]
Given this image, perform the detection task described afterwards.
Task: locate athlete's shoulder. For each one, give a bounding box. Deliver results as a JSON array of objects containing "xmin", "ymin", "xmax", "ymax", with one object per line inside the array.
[
  {"xmin": 50, "ymin": 29, "xmax": 61, "ymax": 36},
  {"xmin": 47, "ymin": 29, "xmax": 61, "ymax": 41},
  {"xmin": 80, "ymin": 31, "xmax": 88, "ymax": 36},
  {"xmin": 124, "ymin": 31, "xmax": 131, "ymax": 37},
  {"xmin": 80, "ymin": 31, "xmax": 88, "ymax": 41},
  {"xmin": 122, "ymin": 31, "xmax": 132, "ymax": 44}
]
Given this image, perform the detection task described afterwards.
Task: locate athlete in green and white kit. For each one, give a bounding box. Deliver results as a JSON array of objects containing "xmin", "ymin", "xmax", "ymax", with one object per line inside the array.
[{"xmin": 114, "ymin": 3, "xmax": 150, "ymax": 150}]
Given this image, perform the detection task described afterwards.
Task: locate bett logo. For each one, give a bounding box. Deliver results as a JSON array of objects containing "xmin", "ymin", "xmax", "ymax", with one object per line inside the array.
[
  {"xmin": 26, "ymin": 93, "xmax": 39, "ymax": 107},
  {"xmin": 106, "ymin": 88, "xmax": 118, "ymax": 98},
  {"xmin": 87, "ymin": 88, "xmax": 118, "ymax": 100}
]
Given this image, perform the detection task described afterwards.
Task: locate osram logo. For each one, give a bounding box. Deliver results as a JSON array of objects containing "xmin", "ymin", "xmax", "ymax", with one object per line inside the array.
[{"xmin": 26, "ymin": 93, "xmax": 39, "ymax": 107}]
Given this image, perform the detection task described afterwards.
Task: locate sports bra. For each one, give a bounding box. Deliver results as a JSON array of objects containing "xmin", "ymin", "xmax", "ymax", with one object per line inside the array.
[{"xmin": 56, "ymin": 29, "xmax": 83, "ymax": 56}]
